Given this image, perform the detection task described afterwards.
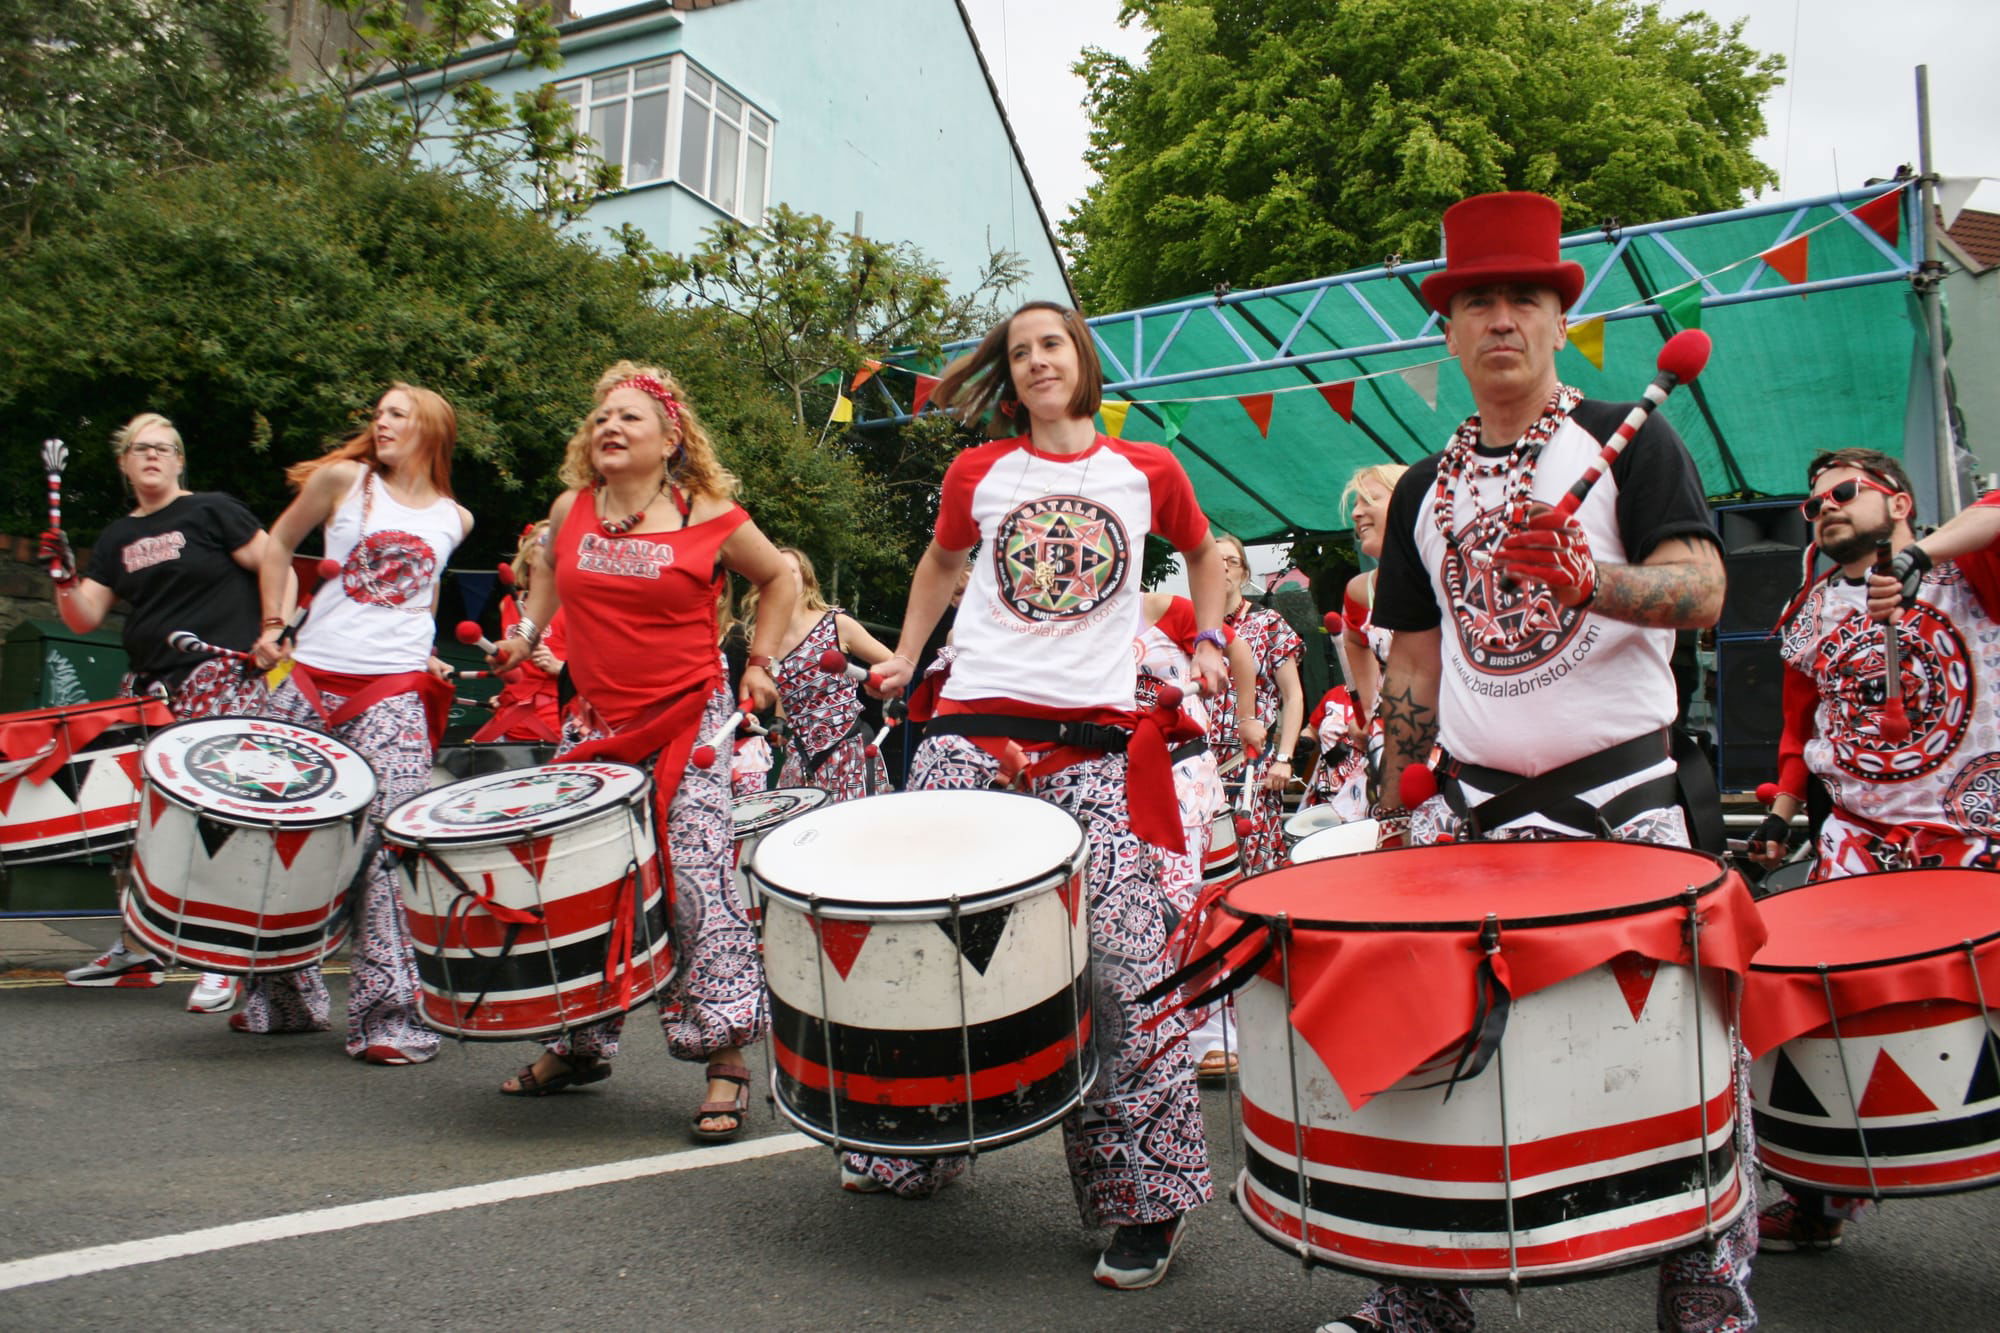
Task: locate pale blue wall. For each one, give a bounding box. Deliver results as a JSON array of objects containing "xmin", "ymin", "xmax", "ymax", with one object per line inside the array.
[{"xmin": 439, "ymin": 0, "xmax": 1069, "ymax": 307}]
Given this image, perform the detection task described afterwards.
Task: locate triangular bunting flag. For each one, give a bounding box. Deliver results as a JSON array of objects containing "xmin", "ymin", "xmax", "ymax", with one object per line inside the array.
[
  {"xmin": 911, "ymin": 374, "xmax": 939, "ymax": 416},
  {"xmin": 1099, "ymin": 400, "xmax": 1132, "ymax": 438},
  {"xmin": 829, "ymin": 392, "xmax": 853, "ymax": 424},
  {"xmin": 1317, "ymin": 381, "xmax": 1356, "ymax": 422},
  {"xmin": 851, "ymin": 359, "xmax": 882, "ymax": 390},
  {"xmin": 507, "ymin": 834, "xmax": 554, "ymax": 884},
  {"xmin": 1858, "ymin": 1048, "xmax": 1939, "ymax": 1116},
  {"xmin": 1568, "ymin": 317, "xmax": 1606, "ymax": 371},
  {"xmin": 1659, "ymin": 286, "xmax": 1703, "ymax": 331},
  {"xmin": 1852, "ymin": 189, "xmax": 1904, "ymax": 246},
  {"xmin": 812, "ymin": 368, "xmax": 842, "ymax": 386},
  {"xmin": 1940, "ymin": 175, "xmax": 1982, "ymax": 230},
  {"xmin": 1760, "ymin": 235, "xmax": 1811, "ymax": 285},
  {"xmin": 938, "ymin": 905, "xmax": 1011, "ymax": 975},
  {"xmin": 1401, "ymin": 362, "xmax": 1439, "ymax": 408},
  {"xmin": 1607, "ymin": 952, "xmax": 1659, "ymax": 1022},
  {"xmin": 812, "ymin": 917, "xmax": 872, "ymax": 980},
  {"xmin": 272, "ymin": 827, "xmax": 313, "ymax": 871},
  {"xmin": 1238, "ymin": 393, "xmax": 1274, "ymax": 437},
  {"xmin": 1766, "ymin": 1047, "xmax": 1830, "ymax": 1118},
  {"xmin": 1158, "ymin": 402, "xmax": 1191, "ymax": 447}
]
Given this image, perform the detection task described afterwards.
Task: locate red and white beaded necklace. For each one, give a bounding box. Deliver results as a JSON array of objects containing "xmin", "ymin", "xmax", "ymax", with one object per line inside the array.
[{"xmin": 1430, "ymin": 383, "xmax": 1583, "ymax": 546}]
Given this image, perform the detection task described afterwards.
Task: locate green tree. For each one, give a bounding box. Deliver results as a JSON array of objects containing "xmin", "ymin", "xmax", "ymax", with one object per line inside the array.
[
  {"xmin": 1068, "ymin": 0, "xmax": 1783, "ymax": 310},
  {"xmin": 0, "ymin": 0, "xmax": 284, "ymax": 251}
]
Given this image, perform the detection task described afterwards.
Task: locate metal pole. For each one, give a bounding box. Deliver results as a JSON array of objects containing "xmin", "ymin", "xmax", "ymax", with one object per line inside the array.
[{"xmin": 1916, "ymin": 65, "xmax": 1963, "ymax": 519}]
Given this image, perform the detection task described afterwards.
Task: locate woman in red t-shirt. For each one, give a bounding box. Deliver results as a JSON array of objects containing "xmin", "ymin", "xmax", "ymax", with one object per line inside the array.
[{"xmin": 488, "ymin": 361, "xmax": 794, "ymax": 1139}]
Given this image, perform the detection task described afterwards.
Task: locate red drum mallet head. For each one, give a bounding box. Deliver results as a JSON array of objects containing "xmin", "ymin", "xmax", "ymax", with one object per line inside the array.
[
  {"xmin": 1656, "ymin": 329, "xmax": 1712, "ymax": 386},
  {"xmin": 1322, "ymin": 611, "xmax": 1345, "ymax": 635},
  {"xmin": 816, "ymin": 648, "xmax": 846, "ymax": 673},
  {"xmin": 497, "ymin": 561, "xmax": 517, "ymax": 587},
  {"xmin": 691, "ymin": 744, "xmax": 718, "ymax": 768},
  {"xmin": 1754, "ymin": 782, "xmax": 1780, "ymax": 808},
  {"xmin": 317, "ymin": 557, "xmax": 341, "ymax": 581},
  {"xmin": 1153, "ymin": 683, "xmax": 1183, "ymax": 711},
  {"xmin": 1234, "ymin": 814, "xmax": 1254, "ymax": 838},
  {"xmin": 1399, "ymin": 763, "xmax": 1439, "ymax": 810},
  {"xmin": 454, "ymin": 621, "xmax": 485, "ymax": 646}
]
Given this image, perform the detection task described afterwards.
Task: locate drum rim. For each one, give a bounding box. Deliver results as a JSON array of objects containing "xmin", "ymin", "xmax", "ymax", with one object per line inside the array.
[
  {"xmin": 731, "ymin": 786, "xmax": 831, "ymax": 837},
  {"xmin": 383, "ymin": 760, "xmax": 650, "ymax": 848},
  {"xmin": 1748, "ymin": 921, "xmax": 2000, "ymax": 974},
  {"xmin": 140, "ymin": 716, "xmax": 378, "ymax": 827},
  {"xmin": 1222, "ymin": 838, "xmax": 1734, "ymax": 932}
]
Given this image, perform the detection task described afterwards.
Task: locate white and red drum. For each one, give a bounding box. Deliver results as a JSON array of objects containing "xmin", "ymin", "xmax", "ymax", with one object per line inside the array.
[
  {"xmin": 1226, "ymin": 841, "xmax": 1757, "ymax": 1285},
  {"xmin": 1746, "ymin": 869, "xmax": 2000, "ymax": 1197},
  {"xmin": 730, "ymin": 786, "xmax": 828, "ymax": 915},
  {"xmin": 430, "ymin": 741, "xmax": 556, "ymax": 788},
  {"xmin": 751, "ymin": 789, "xmax": 1097, "ymax": 1154},
  {"xmin": 1203, "ymin": 808, "xmax": 1243, "ymax": 887},
  {"xmin": 386, "ymin": 761, "xmax": 670, "ymax": 1040},
  {"xmin": 126, "ymin": 718, "xmax": 375, "ymax": 973},
  {"xmin": 0, "ymin": 697, "xmax": 169, "ymax": 864},
  {"xmin": 1282, "ymin": 804, "xmax": 1347, "ymax": 853},
  {"xmin": 1291, "ymin": 818, "xmax": 1380, "ymax": 864}
]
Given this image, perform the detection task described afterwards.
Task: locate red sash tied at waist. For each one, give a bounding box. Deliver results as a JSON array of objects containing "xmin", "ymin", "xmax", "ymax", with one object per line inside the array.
[{"xmin": 288, "ymin": 662, "xmax": 455, "ymax": 750}]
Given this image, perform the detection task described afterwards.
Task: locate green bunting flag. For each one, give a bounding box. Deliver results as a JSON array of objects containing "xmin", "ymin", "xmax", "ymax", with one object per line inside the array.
[
  {"xmin": 1659, "ymin": 287, "xmax": 1703, "ymax": 331},
  {"xmin": 1158, "ymin": 402, "xmax": 1191, "ymax": 446}
]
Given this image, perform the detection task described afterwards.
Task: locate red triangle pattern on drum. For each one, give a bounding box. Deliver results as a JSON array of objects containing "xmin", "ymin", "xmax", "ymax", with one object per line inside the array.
[
  {"xmin": 1056, "ymin": 874, "xmax": 1081, "ymax": 926},
  {"xmin": 272, "ymin": 828, "xmax": 313, "ymax": 870},
  {"xmin": 1608, "ymin": 952, "xmax": 1659, "ymax": 1022},
  {"xmin": 1858, "ymin": 1048, "xmax": 1939, "ymax": 1117},
  {"xmin": 812, "ymin": 918, "xmax": 872, "ymax": 980},
  {"xmin": 507, "ymin": 835, "xmax": 554, "ymax": 884},
  {"xmin": 115, "ymin": 750, "xmax": 143, "ymax": 788},
  {"xmin": 149, "ymin": 788, "xmax": 172, "ymax": 825},
  {"xmin": 0, "ymin": 779, "xmax": 14, "ymax": 817}
]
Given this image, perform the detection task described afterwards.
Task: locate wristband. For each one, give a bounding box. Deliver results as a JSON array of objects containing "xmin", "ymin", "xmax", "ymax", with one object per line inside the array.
[
  {"xmin": 1193, "ymin": 628, "xmax": 1228, "ymax": 653},
  {"xmin": 746, "ymin": 654, "xmax": 774, "ymax": 671},
  {"xmin": 261, "ymin": 617, "xmax": 286, "ymax": 629},
  {"xmin": 1752, "ymin": 812, "xmax": 1791, "ymax": 849}
]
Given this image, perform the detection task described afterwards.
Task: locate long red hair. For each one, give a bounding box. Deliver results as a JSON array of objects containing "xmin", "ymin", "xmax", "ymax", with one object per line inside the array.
[{"xmin": 285, "ymin": 382, "xmax": 457, "ymax": 496}]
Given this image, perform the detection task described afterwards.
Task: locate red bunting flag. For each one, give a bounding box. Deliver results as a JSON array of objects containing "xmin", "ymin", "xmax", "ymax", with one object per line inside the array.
[
  {"xmin": 1239, "ymin": 393, "xmax": 1274, "ymax": 437},
  {"xmin": 1318, "ymin": 381, "xmax": 1356, "ymax": 422},
  {"xmin": 912, "ymin": 374, "xmax": 940, "ymax": 416},
  {"xmin": 1852, "ymin": 190, "xmax": 1903, "ymax": 246},
  {"xmin": 1760, "ymin": 235, "xmax": 1810, "ymax": 285}
]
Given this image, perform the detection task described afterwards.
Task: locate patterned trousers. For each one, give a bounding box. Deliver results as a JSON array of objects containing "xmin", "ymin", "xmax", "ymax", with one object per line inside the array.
[
  {"xmin": 1352, "ymin": 796, "xmax": 1760, "ymax": 1333},
  {"xmin": 842, "ymin": 736, "xmax": 1215, "ymax": 1227},
  {"xmin": 238, "ymin": 678, "xmax": 437, "ymax": 1060},
  {"xmin": 550, "ymin": 682, "xmax": 765, "ymax": 1063}
]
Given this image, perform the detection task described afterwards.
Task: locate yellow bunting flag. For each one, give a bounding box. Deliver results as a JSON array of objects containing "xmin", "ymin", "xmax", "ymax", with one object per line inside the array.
[
  {"xmin": 1099, "ymin": 400, "xmax": 1132, "ymax": 438},
  {"xmin": 1568, "ymin": 317, "xmax": 1605, "ymax": 370},
  {"xmin": 1239, "ymin": 393, "xmax": 1274, "ymax": 438},
  {"xmin": 830, "ymin": 392, "xmax": 854, "ymax": 424}
]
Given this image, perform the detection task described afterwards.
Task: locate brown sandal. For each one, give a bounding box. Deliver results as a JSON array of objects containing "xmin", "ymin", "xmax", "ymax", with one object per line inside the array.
[
  {"xmin": 499, "ymin": 1052, "xmax": 611, "ymax": 1097},
  {"xmin": 1196, "ymin": 1050, "xmax": 1238, "ymax": 1081},
  {"xmin": 691, "ymin": 1061, "xmax": 752, "ymax": 1140}
]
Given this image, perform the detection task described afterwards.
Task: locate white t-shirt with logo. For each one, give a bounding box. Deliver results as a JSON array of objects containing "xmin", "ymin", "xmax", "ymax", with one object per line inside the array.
[
  {"xmin": 934, "ymin": 434, "xmax": 1209, "ymax": 712},
  {"xmin": 296, "ymin": 470, "xmax": 463, "ymax": 674}
]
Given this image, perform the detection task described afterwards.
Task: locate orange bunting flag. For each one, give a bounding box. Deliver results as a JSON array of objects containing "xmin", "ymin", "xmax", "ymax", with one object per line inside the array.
[
  {"xmin": 1852, "ymin": 190, "xmax": 1903, "ymax": 246},
  {"xmin": 1317, "ymin": 381, "xmax": 1356, "ymax": 422},
  {"xmin": 852, "ymin": 359, "xmax": 883, "ymax": 390},
  {"xmin": 912, "ymin": 374, "xmax": 940, "ymax": 416},
  {"xmin": 1760, "ymin": 235, "xmax": 1810, "ymax": 285},
  {"xmin": 1239, "ymin": 393, "xmax": 1275, "ymax": 438},
  {"xmin": 1568, "ymin": 317, "xmax": 1605, "ymax": 370}
]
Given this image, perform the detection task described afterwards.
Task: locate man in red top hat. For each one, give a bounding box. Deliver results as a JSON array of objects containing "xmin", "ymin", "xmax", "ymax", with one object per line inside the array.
[{"xmin": 1321, "ymin": 193, "xmax": 1751, "ymax": 1332}]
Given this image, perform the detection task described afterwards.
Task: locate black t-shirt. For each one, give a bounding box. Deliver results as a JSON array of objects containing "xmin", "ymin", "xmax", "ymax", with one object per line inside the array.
[
  {"xmin": 86, "ymin": 492, "xmax": 263, "ymax": 684},
  {"xmin": 1374, "ymin": 401, "xmax": 1719, "ymax": 632}
]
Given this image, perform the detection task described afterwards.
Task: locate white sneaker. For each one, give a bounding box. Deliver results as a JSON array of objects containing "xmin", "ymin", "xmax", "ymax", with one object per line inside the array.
[
  {"xmin": 65, "ymin": 944, "xmax": 165, "ymax": 989},
  {"xmin": 187, "ymin": 972, "xmax": 242, "ymax": 1013}
]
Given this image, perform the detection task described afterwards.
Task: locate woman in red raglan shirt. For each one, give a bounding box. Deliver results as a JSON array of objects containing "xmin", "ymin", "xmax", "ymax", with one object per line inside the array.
[{"xmin": 488, "ymin": 361, "xmax": 794, "ymax": 1140}]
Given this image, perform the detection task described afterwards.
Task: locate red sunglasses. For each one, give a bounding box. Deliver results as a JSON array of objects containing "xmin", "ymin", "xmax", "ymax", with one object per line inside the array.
[{"xmin": 1801, "ymin": 476, "xmax": 1900, "ymax": 521}]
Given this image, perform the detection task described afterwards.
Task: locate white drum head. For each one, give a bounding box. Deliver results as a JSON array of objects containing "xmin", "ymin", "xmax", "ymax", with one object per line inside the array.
[
  {"xmin": 1283, "ymin": 805, "xmax": 1348, "ymax": 841},
  {"xmin": 142, "ymin": 718, "xmax": 376, "ymax": 828},
  {"xmin": 751, "ymin": 789, "xmax": 1084, "ymax": 917},
  {"xmin": 385, "ymin": 761, "xmax": 648, "ymax": 846},
  {"xmin": 1290, "ymin": 819, "xmax": 1380, "ymax": 863},
  {"xmin": 734, "ymin": 787, "xmax": 829, "ymax": 839}
]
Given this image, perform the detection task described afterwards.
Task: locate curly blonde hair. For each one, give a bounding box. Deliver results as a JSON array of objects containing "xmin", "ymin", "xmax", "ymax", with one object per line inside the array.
[{"xmin": 558, "ymin": 360, "xmax": 739, "ymax": 502}]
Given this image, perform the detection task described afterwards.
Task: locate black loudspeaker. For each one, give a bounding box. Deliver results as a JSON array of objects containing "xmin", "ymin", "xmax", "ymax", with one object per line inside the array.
[
  {"xmin": 1715, "ymin": 636, "xmax": 1784, "ymax": 791},
  {"xmin": 1714, "ymin": 499, "xmax": 1810, "ymax": 637}
]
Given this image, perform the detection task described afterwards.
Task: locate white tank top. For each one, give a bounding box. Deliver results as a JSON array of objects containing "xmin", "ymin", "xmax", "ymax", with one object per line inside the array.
[{"xmin": 295, "ymin": 469, "xmax": 462, "ymax": 674}]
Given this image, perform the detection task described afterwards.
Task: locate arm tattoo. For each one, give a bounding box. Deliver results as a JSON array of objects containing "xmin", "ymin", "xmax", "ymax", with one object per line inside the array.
[
  {"xmin": 1379, "ymin": 680, "xmax": 1439, "ymax": 777},
  {"xmin": 1589, "ymin": 540, "xmax": 1725, "ymax": 629}
]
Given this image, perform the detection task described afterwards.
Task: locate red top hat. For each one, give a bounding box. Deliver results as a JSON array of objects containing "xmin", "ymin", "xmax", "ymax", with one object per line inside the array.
[{"xmin": 1419, "ymin": 192, "xmax": 1586, "ymax": 316}]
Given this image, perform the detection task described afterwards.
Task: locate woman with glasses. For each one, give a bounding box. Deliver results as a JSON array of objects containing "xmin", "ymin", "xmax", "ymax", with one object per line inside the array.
[
  {"xmin": 42, "ymin": 414, "xmax": 279, "ymax": 1013},
  {"xmin": 1205, "ymin": 532, "xmax": 1304, "ymax": 876}
]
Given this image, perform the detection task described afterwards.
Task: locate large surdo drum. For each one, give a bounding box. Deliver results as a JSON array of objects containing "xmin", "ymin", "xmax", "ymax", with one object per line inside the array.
[{"xmin": 0, "ymin": 697, "xmax": 169, "ymax": 864}]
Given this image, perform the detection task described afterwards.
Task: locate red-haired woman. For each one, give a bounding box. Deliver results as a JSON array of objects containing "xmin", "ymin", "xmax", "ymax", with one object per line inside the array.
[
  {"xmin": 244, "ymin": 383, "xmax": 471, "ymax": 1065},
  {"xmin": 862, "ymin": 301, "xmax": 1229, "ymax": 1291},
  {"xmin": 756, "ymin": 546, "xmax": 895, "ymax": 800},
  {"xmin": 487, "ymin": 361, "xmax": 794, "ymax": 1140},
  {"xmin": 1205, "ymin": 532, "xmax": 1304, "ymax": 875}
]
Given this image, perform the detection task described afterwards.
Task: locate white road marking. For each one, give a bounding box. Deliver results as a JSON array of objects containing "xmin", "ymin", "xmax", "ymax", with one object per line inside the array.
[{"xmin": 0, "ymin": 1132, "xmax": 816, "ymax": 1292}]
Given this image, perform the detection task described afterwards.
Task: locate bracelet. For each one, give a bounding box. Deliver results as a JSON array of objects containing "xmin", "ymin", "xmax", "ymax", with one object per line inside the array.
[
  {"xmin": 891, "ymin": 652, "xmax": 916, "ymax": 666},
  {"xmin": 745, "ymin": 654, "xmax": 774, "ymax": 671},
  {"xmin": 505, "ymin": 616, "xmax": 540, "ymax": 646},
  {"xmin": 261, "ymin": 616, "xmax": 286, "ymax": 629}
]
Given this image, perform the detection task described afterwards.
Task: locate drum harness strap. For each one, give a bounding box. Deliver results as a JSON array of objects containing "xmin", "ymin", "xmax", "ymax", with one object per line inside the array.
[
  {"xmin": 922, "ymin": 714, "xmax": 1134, "ymax": 754},
  {"xmin": 401, "ymin": 841, "xmax": 546, "ymax": 1027},
  {"xmin": 1437, "ymin": 727, "xmax": 1679, "ymax": 840},
  {"xmin": 802, "ymin": 716, "xmax": 884, "ymax": 794},
  {"xmin": 1169, "ymin": 736, "xmax": 1210, "ymax": 764}
]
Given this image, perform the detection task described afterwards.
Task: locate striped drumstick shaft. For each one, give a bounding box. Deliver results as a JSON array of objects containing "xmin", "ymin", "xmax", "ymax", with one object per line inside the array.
[
  {"xmin": 41, "ymin": 439, "xmax": 69, "ymax": 578},
  {"xmin": 1551, "ymin": 376, "xmax": 1674, "ymax": 519},
  {"xmin": 166, "ymin": 630, "xmax": 252, "ymax": 662}
]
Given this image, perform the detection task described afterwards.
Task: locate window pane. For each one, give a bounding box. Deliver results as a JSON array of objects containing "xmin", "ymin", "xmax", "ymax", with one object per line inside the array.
[
  {"xmin": 633, "ymin": 62, "xmax": 671, "ymax": 91},
  {"xmin": 591, "ymin": 71, "xmax": 628, "ymax": 100},
  {"xmin": 743, "ymin": 137, "xmax": 767, "ymax": 221},
  {"xmin": 628, "ymin": 92, "xmax": 668, "ymax": 183},
  {"xmin": 685, "ymin": 68, "xmax": 712, "ymax": 103},
  {"xmin": 748, "ymin": 112, "xmax": 770, "ymax": 143},
  {"xmin": 590, "ymin": 100, "xmax": 627, "ymax": 170},
  {"xmin": 718, "ymin": 89, "xmax": 743, "ymax": 124},
  {"xmin": 710, "ymin": 118, "xmax": 740, "ymax": 213},
  {"xmin": 679, "ymin": 97, "xmax": 709, "ymax": 187}
]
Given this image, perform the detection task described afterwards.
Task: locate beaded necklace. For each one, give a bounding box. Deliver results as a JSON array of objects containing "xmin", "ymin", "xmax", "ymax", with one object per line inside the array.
[
  {"xmin": 1430, "ymin": 383, "xmax": 1583, "ymax": 548},
  {"xmin": 598, "ymin": 480, "xmax": 685, "ymax": 535}
]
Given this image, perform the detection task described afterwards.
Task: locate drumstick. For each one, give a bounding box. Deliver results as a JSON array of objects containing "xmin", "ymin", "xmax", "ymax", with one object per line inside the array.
[
  {"xmin": 863, "ymin": 718, "xmax": 898, "ymax": 758},
  {"xmin": 1549, "ymin": 329, "xmax": 1712, "ymax": 520},
  {"xmin": 815, "ymin": 647, "xmax": 891, "ymax": 693},
  {"xmin": 166, "ymin": 630, "xmax": 253, "ymax": 663},
  {"xmin": 40, "ymin": 438, "xmax": 69, "ymax": 579},
  {"xmin": 1873, "ymin": 542, "xmax": 1911, "ymax": 742},
  {"xmin": 455, "ymin": 621, "xmax": 500, "ymax": 656},
  {"xmin": 497, "ymin": 560, "xmax": 516, "ymax": 587},
  {"xmin": 691, "ymin": 710, "xmax": 747, "ymax": 768}
]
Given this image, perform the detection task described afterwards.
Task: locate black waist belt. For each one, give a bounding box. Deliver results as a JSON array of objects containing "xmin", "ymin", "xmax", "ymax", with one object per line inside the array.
[
  {"xmin": 1439, "ymin": 727, "xmax": 1676, "ymax": 838},
  {"xmin": 805, "ymin": 716, "xmax": 869, "ymax": 775},
  {"xmin": 923, "ymin": 714, "xmax": 1132, "ymax": 753},
  {"xmin": 1170, "ymin": 737, "xmax": 1209, "ymax": 764}
]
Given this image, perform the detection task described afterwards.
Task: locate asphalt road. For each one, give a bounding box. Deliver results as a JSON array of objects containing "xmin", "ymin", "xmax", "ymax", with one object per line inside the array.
[{"xmin": 2, "ymin": 976, "xmax": 1996, "ymax": 1331}]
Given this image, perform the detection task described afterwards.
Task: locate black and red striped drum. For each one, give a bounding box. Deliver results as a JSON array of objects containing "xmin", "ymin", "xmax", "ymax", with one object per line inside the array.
[
  {"xmin": 126, "ymin": 717, "xmax": 374, "ymax": 973},
  {"xmin": 1203, "ymin": 808, "xmax": 1243, "ymax": 887},
  {"xmin": 386, "ymin": 761, "xmax": 671, "ymax": 1040},
  {"xmin": 0, "ymin": 697, "xmax": 169, "ymax": 864},
  {"xmin": 1221, "ymin": 840, "xmax": 1762, "ymax": 1285},
  {"xmin": 729, "ymin": 786, "xmax": 828, "ymax": 916},
  {"xmin": 751, "ymin": 789, "xmax": 1097, "ymax": 1154},
  {"xmin": 1745, "ymin": 869, "xmax": 2000, "ymax": 1197}
]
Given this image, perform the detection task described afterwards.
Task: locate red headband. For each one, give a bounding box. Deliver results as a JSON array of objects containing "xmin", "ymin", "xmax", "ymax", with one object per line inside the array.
[{"xmin": 615, "ymin": 374, "xmax": 683, "ymax": 426}]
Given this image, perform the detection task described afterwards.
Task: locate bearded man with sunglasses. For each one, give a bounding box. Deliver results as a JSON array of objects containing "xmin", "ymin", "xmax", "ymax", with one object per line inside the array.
[{"xmin": 1752, "ymin": 447, "xmax": 2000, "ymax": 1250}]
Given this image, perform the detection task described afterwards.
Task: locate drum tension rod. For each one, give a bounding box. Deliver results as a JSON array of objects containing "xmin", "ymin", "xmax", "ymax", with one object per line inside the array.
[
  {"xmin": 1817, "ymin": 964, "xmax": 1882, "ymax": 1201},
  {"xmin": 1682, "ymin": 886, "xmax": 1719, "ymax": 1252},
  {"xmin": 1274, "ymin": 912, "xmax": 1315, "ymax": 1274}
]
